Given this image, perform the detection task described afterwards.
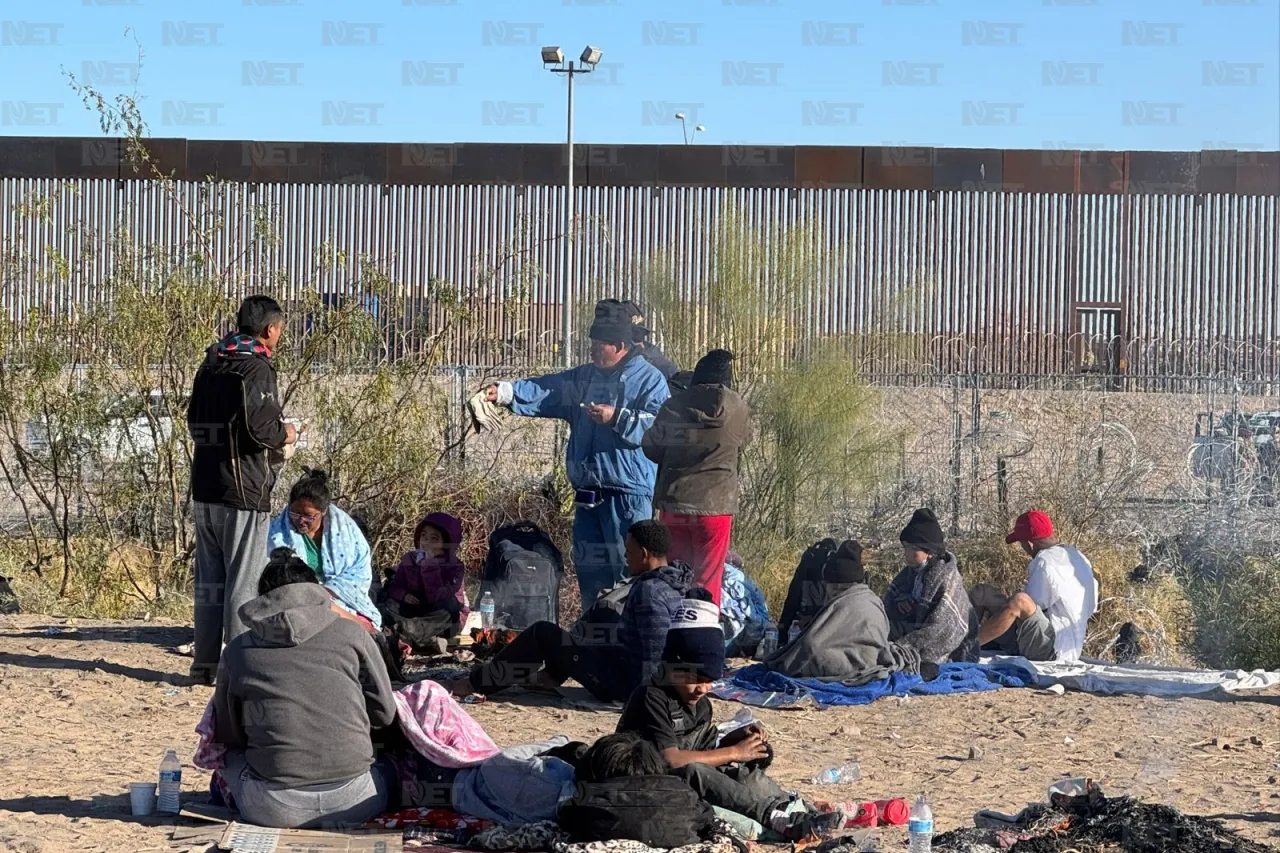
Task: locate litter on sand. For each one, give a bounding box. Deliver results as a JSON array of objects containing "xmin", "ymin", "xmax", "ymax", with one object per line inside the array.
[{"xmin": 935, "ymin": 779, "xmax": 1273, "ymax": 853}]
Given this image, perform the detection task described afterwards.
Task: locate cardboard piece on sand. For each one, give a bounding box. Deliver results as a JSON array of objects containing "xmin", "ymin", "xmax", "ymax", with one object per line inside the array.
[{"xmin": 218, "ymin": 822, "xmax": 404, "ymax": 853}]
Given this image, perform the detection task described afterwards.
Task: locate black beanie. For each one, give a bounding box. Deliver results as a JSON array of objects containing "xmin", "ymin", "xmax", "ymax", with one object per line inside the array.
[
  {"xmin": 589, "ymin": 300, "xmax": 636, "ymax": 344},
  {"xmin": 692, "ymin": 349, "xmax": 734, "ymax": 388},
  {"xmin": 900, "ymin": 508, "xmax": 946, "ymax": 555},
  {"xmin": 823, "ymin": 539, "xmax": 865, "ymax": 584},
  {"xmin": 661, "ymin": 591, "xmax": 725, "ymax": 681}
]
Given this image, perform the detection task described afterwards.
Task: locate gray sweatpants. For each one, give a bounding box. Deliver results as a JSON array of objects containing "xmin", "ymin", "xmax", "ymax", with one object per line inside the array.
[
  {"xmin": 222, "ymin": 751, "xmax": 389, "ymax": 829},
  {"xmin": 193, "ymin": 502, "xmax": 271, "ymax": 671}
]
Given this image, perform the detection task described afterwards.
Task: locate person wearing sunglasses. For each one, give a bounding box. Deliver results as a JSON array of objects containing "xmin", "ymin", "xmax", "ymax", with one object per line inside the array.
[{"xmin": 267, "ymin": 469, "xmax": 381, "ymax": 632}]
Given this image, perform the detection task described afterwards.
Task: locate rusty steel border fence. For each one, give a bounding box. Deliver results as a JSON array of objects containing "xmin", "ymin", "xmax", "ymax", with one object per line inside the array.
[{"xmin": 1, "ymin": 177, "xmax": 1278, "ymax": 387}]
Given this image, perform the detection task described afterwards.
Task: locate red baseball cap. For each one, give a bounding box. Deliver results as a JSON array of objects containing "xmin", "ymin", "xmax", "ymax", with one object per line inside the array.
[{"xmin": 1006, "ymin": 510, "xmax": 1054, "ymax": 544}]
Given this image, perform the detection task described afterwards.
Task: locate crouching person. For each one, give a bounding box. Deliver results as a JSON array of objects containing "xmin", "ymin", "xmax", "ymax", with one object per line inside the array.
[
  {"xmin": 213, "ymin": 550, "xmax": 397, "ymax": 828},
  {"xmin": 616, "ymin": 593, "xmax": 841, "ymax": 842}
]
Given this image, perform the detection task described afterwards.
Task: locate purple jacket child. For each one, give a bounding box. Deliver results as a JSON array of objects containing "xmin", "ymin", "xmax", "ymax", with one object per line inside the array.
[{"xmin": 384, "ymin": 512, "xmax": 470, "ymax": 623}]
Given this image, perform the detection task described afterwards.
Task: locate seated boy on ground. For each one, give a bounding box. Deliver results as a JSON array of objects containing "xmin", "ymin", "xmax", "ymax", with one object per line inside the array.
[
  {"xmin": 973, "ymin": 510, "xmax": 1099, "ymax": 662},
  {"xmin": 444, "ymin": 520, "xmax": 690, "ymax": 702},
  {"xmin": 616, "ymin": 593, "xmax": 842, "ymax": 842},
  {"xmin": 213, "ymin": 549, "xmax": 398, "ymax": 829},
  {"xmin": 558, "ymin": 731, "xmax": 715, "ymax": 848}
]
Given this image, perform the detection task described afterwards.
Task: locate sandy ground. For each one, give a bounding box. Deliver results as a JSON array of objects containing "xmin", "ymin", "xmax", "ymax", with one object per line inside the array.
[{"xmin": 1, "ymin": 614, "xmax": 1278, "ymax": 853}]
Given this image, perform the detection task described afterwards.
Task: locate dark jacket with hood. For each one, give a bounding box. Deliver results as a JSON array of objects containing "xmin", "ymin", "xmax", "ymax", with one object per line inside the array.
[
  {"xmin": 188, "ymin": 333, "xmax": 289, "ymax": 513},
  {"xmin": 884, "ymin": 552, "xmax": 980, "ymax": 664},
  {"xmin": 766, "ymin": 583, "xmax": 921, "ymax": 683},
  {"xmin": 616, "ymin": 562, "xmax": 693, "ymax": 696},
  {"xmin": 559, "ymin": 775, "xmax": 714, "ymax": 848},
  {"xmin": 384, "ymin": 512, "xmax": 469, "ymax": 622},
  {"xmin": 642, "ymin": 384, "xmax": 752, "ymax": 517},
  {"xmin": 212, "ymin": 583, "xmax": 398, "ymax": 788}
]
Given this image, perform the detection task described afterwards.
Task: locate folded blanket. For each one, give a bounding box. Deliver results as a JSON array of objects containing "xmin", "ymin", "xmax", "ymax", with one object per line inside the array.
[{"xmin": 714, "ymin": 662, "xmax": 1033, "ymax": 708}]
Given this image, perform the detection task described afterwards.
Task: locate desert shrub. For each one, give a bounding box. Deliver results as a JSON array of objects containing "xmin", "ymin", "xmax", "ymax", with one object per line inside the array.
[{"xmin": 1187, "ymin": 556, "xmax": 1280, "ymax": 670}]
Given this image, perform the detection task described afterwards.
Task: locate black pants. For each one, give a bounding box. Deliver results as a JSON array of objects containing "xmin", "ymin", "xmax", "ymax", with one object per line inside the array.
[
  {"xmin": 380, "ymin": 599, "xmax": 459, "ymax": 652},
  {"xmin": 468, "ymin": 621, "xmax": 617, "ymax": 700},
  {"xmin": 673, "ymin": 763, "xmax": 790, "ymax": 826}
]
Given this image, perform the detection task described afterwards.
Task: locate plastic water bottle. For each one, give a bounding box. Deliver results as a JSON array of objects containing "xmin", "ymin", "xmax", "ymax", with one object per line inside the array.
[
  {"xmin": 788, "ymin": 622, "xmax": 802, "ymax": 645},
  {"xmin": 908, "ymin": 793, "xmax": 934, "ymax": 853},
  {"xmin": 811, "ymin": 761, "xmax": 861, "ymax": 785},
  {"xmin": 758, "ymin": 622, "xmax": 778, "ymax": 659},
  {"xmin": 479, "ymin": 591, "xmax": 496, "ymax": 629},
  {"xmin": 157, "ymin": 749, "xmax": 182, "ymax": 814}
]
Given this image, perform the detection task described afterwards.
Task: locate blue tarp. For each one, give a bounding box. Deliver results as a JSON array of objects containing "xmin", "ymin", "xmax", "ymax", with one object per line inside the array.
[{"xmin": 713, "ymin": 662, "xmax": 1035, "ymax": 708}]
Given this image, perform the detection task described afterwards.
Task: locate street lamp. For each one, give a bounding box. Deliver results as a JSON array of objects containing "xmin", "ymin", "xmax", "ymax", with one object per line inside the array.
[
  {"xmin": 675, "ymin": 112, "xmax": 706, "ymax": 144},
  {"xmin": 543, "ymin": 44, "xmax": 602, "ymax": 367}
]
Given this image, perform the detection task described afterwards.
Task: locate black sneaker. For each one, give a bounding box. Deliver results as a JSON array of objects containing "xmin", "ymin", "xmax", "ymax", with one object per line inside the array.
[{"xmin": 784, "ymin": 809, "xmax": 844, "ymax": 842}]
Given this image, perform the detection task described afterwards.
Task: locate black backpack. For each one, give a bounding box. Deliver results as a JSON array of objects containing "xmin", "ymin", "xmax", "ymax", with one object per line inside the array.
[
  {"xmin": 482, "ymin": 521, "xmax": 565, "ymax": 630},
  {"xmin": 778, "ymin": 537, "xmax": 838, "ymax": 640}
]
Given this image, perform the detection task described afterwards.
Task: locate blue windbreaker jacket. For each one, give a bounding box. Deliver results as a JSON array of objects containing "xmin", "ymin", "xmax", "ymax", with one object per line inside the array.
[{"xmin": 507, "ymin": 354, "xmax": 670, "ymax": 495}]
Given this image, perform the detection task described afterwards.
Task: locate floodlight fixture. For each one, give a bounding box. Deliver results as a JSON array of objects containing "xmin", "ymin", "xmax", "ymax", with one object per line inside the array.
[
  {"xmin": 580, "ymin": 45, "xmax": 602, "ymax": 66},
  {"xmin": 541, "ymin": 45, "xmax": 564, "ymax": 65}
]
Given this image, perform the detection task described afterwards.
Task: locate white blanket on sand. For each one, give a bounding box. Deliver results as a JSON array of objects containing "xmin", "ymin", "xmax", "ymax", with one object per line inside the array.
[{"xmin": 985, "ymin": 655, "xmax": 1280, "ymax": 697}]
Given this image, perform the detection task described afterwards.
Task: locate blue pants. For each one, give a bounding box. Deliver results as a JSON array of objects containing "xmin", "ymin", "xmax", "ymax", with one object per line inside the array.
[{"xmin": 572, "ymin": 492, "xmax": 652, "ymax": 608}]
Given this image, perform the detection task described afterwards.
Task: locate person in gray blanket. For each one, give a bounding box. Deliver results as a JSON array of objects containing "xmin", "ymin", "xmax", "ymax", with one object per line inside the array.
[
  {"xmin": 765, "ymin": 540, "xmax": 928, "ymax": 682},
  {"xmin": 883, "ymin": 508, "xmax": 980, "ymax": 664}
]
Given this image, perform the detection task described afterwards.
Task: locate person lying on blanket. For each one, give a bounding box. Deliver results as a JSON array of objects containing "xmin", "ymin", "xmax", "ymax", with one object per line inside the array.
[
  {"xmin": 764, "ymin": 540, "xmax": 930, "ymax": 682},
  {"xmin": 883, "ymin": 508, "xmax": 980, "ymax": 664},
  {"xmin": 212, "ymin": 549, "xmax": 398, "ymax": 829},
  {"xmin": 443, "ymin": 520, "xmax": 691, "ymax": 702},
  {"xmin": 971, "ymin": 510, "xmax": 1099, "ymax": 663},
  {"xmin": 616, "ymin": 593, "xmax": 843, "ymax": 843},
  {"xmin": 558, "ymin": 732, "xmax": 715, "ymax": 848}
]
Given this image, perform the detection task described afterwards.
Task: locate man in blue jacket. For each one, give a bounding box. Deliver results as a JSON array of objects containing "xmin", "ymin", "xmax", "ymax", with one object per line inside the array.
[{"xmin": 483, "ymin": 301, "xmax": 670, "ymax": 606}]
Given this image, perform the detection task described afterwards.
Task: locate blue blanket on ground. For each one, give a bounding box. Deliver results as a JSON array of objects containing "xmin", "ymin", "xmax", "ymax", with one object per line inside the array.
[{"xmin": 713, "ymin": 662, "xmax": 1034, "ymax": 708}]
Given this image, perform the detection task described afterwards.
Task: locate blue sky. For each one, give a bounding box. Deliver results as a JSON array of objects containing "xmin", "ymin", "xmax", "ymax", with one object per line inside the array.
[{"xmin": 0, "ymin": 0, "xmax": 1277, "ymax": 150}]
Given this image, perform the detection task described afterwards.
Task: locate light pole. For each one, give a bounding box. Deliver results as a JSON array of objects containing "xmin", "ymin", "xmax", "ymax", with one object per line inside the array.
[
  {"xmin": 542, "ymin": 45, "xmax": 602, "ymax": 368},
  {"xmin": 675, "ymin": 111, "xmax": 706, "ymax": 144}
]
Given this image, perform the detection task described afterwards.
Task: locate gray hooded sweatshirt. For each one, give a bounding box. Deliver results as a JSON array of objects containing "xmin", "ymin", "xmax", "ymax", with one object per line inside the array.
[
  {"xmin": 213, "ymin": 583, "xmax": 398, "ymax": 788},
  {"xmin": 764, "ymin": 583, "xmax": 921, "ymax": 683}
]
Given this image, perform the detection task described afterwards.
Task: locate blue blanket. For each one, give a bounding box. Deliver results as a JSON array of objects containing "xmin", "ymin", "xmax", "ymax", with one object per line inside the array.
[{"xmin": 713, "ymin": 662, "xmax": 1034, "ymax": 708}]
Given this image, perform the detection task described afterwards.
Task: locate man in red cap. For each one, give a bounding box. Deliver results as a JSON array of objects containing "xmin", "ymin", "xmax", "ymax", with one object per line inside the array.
[{"xmin": 971, "ymin": 510, "xmax": 1098, "ymax": 662}]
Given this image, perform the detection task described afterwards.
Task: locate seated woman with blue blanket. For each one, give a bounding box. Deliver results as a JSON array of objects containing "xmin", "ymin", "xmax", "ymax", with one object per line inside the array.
[{"xmin": 268, "ymin": 469, "xmax": 381, "ymax": 631}]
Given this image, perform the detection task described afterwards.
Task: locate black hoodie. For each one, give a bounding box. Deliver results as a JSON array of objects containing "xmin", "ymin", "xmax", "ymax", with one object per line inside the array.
[{"xmin": 188, "ymin": 334, "xmax": 289, "ymax": 512}]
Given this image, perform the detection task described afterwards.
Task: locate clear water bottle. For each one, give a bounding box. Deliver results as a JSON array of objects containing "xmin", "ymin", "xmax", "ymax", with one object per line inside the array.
[
  {"xmin": 757, "ymin": 622, "xmax": 778, "ymax": 659},
  {"xmin": 811, "ymin": 761, "xmax": 861, "ymax": 785},
  {"xmin": 157, "ymin": 749, "xmax": 182, "ymax": 814},
  {"xmin": 908, "ymin": 793, "xmax": 934, "ymax": 853},
  {"xmin": 788, "ymin": 622, "xmax": 802, "ymax": 645},
  {"xmin": 479, "ymin": 591, "xmax": 496, "ymax": 629}
]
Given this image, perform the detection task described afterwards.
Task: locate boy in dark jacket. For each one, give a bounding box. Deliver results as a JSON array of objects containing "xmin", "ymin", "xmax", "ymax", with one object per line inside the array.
[
  {"xmin": 380, "ymin": 512, "xmax": 469, "ymax": 650},
  {"xmin": 617, "ymin": 594, "xmax": 841, "ymax": 842},
  {"xmin": 884, "ymin": 508, "xmax": 980, "ymax": 664},
  {"xmin": 188, "ymin": 295, "xmax": 299, "ymax": 684},
  {"xmin": 642, "ymin": 349, "xmax": 752, "ymax": 605},
  {"xmin": 444, "ymin": 520, "xmax": 689, "ymax": 702},
  {"xmin": 213, "ymin": 549, "xmax": 397, "ymax": 828}
]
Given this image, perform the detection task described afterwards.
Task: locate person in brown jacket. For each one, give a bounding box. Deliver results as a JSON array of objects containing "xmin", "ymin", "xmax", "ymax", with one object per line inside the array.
[{"xmin": 642, "ymin": 349, "xmax": 752, "ymax": 605}]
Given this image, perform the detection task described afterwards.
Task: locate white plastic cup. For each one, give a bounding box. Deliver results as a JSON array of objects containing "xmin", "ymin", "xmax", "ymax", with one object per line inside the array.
[{"xmin": 129, "ymin": 782, "xmax": 157, "ymax": 816}]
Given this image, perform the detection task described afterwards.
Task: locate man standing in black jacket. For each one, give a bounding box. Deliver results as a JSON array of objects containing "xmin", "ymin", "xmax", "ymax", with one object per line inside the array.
[{"xmin": 187, "ymin": 296, "xmax": 298, "ymax": 684}]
